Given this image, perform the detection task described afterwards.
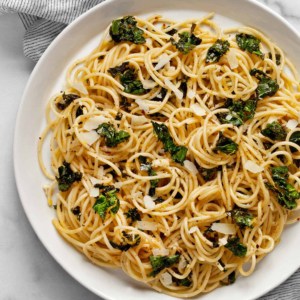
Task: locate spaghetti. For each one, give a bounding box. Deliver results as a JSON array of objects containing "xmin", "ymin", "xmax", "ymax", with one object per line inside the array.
[{"xmin": 38, "ymin": 14, "xmax": 300, "ymax": 298}]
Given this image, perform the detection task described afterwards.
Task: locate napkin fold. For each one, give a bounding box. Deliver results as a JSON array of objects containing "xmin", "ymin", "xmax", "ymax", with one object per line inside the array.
[
  {"xmin": 0, "ymin": 0, "xmax": 104, "ymax": 61},
  {"xmin": 0, "ymin": 0, "xmax": 299, "ymax": 299}
]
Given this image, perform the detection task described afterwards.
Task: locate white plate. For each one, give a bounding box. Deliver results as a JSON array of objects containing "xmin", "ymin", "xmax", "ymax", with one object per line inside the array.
[{"xmin": 14, "ymin": 0, "xmax": 300, "ymax": 299}]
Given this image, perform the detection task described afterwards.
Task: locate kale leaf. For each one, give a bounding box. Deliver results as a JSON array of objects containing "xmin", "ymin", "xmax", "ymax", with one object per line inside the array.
[
  {"xmin": 109, "ymin": 16, "xmax": 145, "ymax": 44},
  {"xmin": 56, "ymin": 93, "xmax": 80, "ymax": 110},
  {"xmin": 173, "ymin": 276, "xmax": 192, "ymax": 287},
  {"xmin": 108, "ymin": 61, "xmax": 130, "ymax": 77},
  {"xmin": 56, "ymin": 161, "xmax": 82, "ymax": 192},
  {"xmin": 171, "ymin": 32, "xmax": 202, "ymax": 54},
  {"xmin": 93, "ymin": 188, "xmax": 120, "ymax": 219},
  {"xmin": 152, "ymin": 121, "xmax": 188, "ymax": 164},
  {"xmin": 108, "ymin": 62, "xmax": 146, "ymax": 95},
  {"xmin": 166, "ymin": 28, "xmax": 178, "ymax": 36},
  {"xmin": 206, "ymin": 39, "xmax": 230, "ymax": 63},
  {"xmin": 250, "ymin": 69, "xmax": 279, "ymax": 99},
  {"xmin": 124, "ymin": 207, "xmax": 141, "ymax": 222},
  {"xmin": 268, "ymin": 52, "xmax": 281, "ymax": 65},
  {"xmin": 290, "ymin": 131, "xmax": 300, "ymax": 152},
  {"xmin": 149, "ymin": 254, "xmax": 180, "ymax": 276},
  {"xmin": 225, "ymin": 237, "xmax": 247, "ymax": 257},
  {"xmin": 231, "ymin": 208, "xmax": 255, "ymax": 228},
  {"xmin": 261, "ymin": 121, "xmax": 287, "ymax": 141},
  {"xmin": 96, "ymin": 123, "xmax": 130, "ymax": 147},
  {"xmin": 198, "ymin": 166, "xmax": 220, "ymax": 181},
  {"xmin": 217, "ymin": 99, "xmax": 257, "ymax": 127},
  {"xmin": 236, "ymin": 33, "xmax": 263, "ymax": 57},
  {"xmin": 215, "ymin": 132, "xmax": 238, "ymax": 155},
  {"xmin": 110, "ymin": 231, "xmax": 141, "ymax": 251},
  {"xmin": 138, "ymin": 156, "xmax": 159, "ymax": 194},
  {"xmin": 269, "ymin": 166, "xmax": 300, "ymax": 210},
  {"xmin": 151, "ymin": 88, "xmax": 167, "ymax": 102}
]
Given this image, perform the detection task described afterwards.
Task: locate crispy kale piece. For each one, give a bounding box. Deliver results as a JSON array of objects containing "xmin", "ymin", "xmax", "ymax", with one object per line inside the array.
[
  {"xmin": 268, "ymin": 166, "xmax": 300, "ymax": 210},
  {"xmin": 231, "ymin": 208, "xmax": 255, "ymax": 228},
  {"xmin": 217, "ymin": 99, "xmax": 257, "ymax": 127},
  {"xmin": 96, "ymin": 123, "xmax": 130, "ymax": 147},
  {"xmin": 110, "ymin": 231, "xmax": 141, "ymax": 251},
  {"xmin": 198, "ymin": 166, "xmax": 220, "ymax": 181},
  {"xmin": 225, "ymin": 237, "xmax": 247, "ymax": 257},
  {"xmin": 56, "ymin": 93, "xmax": 80, "ymax": 110},
  {"xmin": 289, "ymin": 131, "xmax": 300, "ymax": 152},
  {"xmin": 236, "ymin": 33, "xmax": 263, "ymax": 57},
  {"xmin": 124, "ymin": 207, "xmax": 141, "ymax": 222},
  {"xmin": 215, "ymin": 132, "xmax": 238, "ymax": 155},
  {"xmin": 108, "ymin": 62, "xmax": 146, "ymax": 95},
  {"xmin": 149, "ymin": 254, "xmax": 180, "ymax": 276},
  {"xmin": 171, "ymin": 32, "xmax": 202, "ymax": 54},
  {"xmin": 151, "ymin": 88, "xmax": 167, "ymax": 102},
  {"xmin": 151, "ymin": 121, "xmax": 188, "ymax": 164},
  {"xmin": 268, "ymin": 52, "xmax": 281, "ymax": 65},
  {"xmin": 173, "ymin": 276, "xmax": 192, "ymax": 287},
  {"xmin": 93, "ymin": 188, "xmax": 120, "ymax": 219},
  {"xmin": 206, "ymin": 39, "xmax": 230, "ymax": 63},
  {"xmin": 261, "ymin": 121, "xmax": 287, "ymax": 141},
  {"xmin": 250, "ymin": 69, "xmax": 279, "ymax": 99},
  {"xmin": 56, "ymin": 161, "xmax": 82, "ymax": 192},
  {"xmin": 109, "ymin": 16, "xmax": 145, "ymax": 44}
]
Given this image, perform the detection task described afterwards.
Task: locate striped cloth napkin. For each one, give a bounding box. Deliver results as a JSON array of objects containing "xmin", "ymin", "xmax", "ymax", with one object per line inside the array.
[{"xmin": 0, "ymin": 0, "xmax": 299, "ymax": 299}]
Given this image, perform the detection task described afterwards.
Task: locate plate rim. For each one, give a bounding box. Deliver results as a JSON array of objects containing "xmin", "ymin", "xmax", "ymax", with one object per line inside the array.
[{"xmin": 13, "ymin": 0, "xmax": 300, "ymax": 299}]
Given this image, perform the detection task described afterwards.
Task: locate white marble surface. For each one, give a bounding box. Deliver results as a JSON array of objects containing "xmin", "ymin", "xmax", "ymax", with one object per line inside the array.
[{"xmin": 1, "ymin": 1, "xmax": 300, "ymax": 299}]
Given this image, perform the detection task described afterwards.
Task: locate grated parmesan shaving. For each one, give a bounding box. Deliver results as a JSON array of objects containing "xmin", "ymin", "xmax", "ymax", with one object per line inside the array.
[
  {"xmin": 244, "ymin": 160, "xmax": 264, "ymax": 174},
  {"xmin": 211, "ymin": 223, "xmax": 236, "ymax": 235},
  {"xmin": 142, "ymin": 79, "xmax": 157, "ymax": 89},
  {"xmin": 131, "ymin": 115, "xmax": 149, "ymax": 126},
  {"xmin": 188, "ymin": 226, "xmax": 198, "ymax": 234},
  {"xmin": 152, "ymin": 159, "xmax": 170, "ymax": 168},
  {"xmin": 164, "ymin": 78, "xmax": 183, "ymax": 100},
  {"xmin": 137, "ymin": 220, "xmax": 157, "ymax": 231},
  {"xmin": 187, "ymin": 89, "xmax": 196, "ymax": 99},
  {"xmin": 184, "ymin": 160, "xmax": 198, "ymax": 175},
  {"xmin": 153, "ymin": 248, "xmax": 170, "ymax": 256},
  {"xmin": 154, "ymin": 53, "xmax": 171, "ymax": 71},
  {"xmin": 83, "ymin": 116, "xmax": 109, "ymax": 131},
  {"xmin": 144, "ymin": 195, "xmax": 156, "ymax": 210},
  {"xmin": 80, "ymin": 131, "xmax": 99, "ymax": 146},
  {"xmin": 160, "ymin": 272, "xmax": 172, "ymax": 286},
  {"xmin": 89, "ymin": 187, "xmax": 99, "ymax": 197},
  {"xmin": 190, "ymin": 103, "xmax": 206, "ymax": 116},
  {"xmin": 227, "ymin": 49, "xmax": 239, "ymax": 69},
  {"xmin": 135, "ymin": 99, "xmax": 150, "ymax": 114},
  {"xmin": 286, "ymin": 119, "xmax": 298, "ymax": 130}
]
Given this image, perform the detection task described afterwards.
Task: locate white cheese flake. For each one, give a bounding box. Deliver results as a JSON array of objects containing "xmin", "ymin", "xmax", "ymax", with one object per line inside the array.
[
  {"xmin": 154, "ymin": 53, "xmax": 171, "ymax": 71},
  {"xmin": 135, "ymin": 99, "xmax": 150, "ymax": 114},
  {"xmin": 142, "ymin": 79, "xmax": 157, "ymax": 89},
  {"xmin": 83, "ymin": 116, "xmax": 109, "ymax": 131},
  {"xmin": 286, "ymin": 119, "xmax": 298, "ymax": 130},
  {"xmin": 227, "ymin": 49, "xmax": 239, "ymax": 69},
  {"xmin": 184, "ymin": 160, "xmax": 198, "ymax": 175},
  {"xmin": 153, "ymin": 248, "xmax": 170, "ymax": 256},
  {"xmin": 90, "ymin": 176, "xmax": 101, "ymax": 186},
  {"xmin": 114, "ymin": 182, "xmax": 123, "ymax": 189},
  {"xmin": 89, "ymin": 187, "xmax": 99, "ymax": 197},
  {"xmin": 244, "ymin": 160, "xmax": 264, "ymax": 174},
  {"xmin": 164, "ymin": 78, "xmax": 183, "ymax": 100},
  {"xmin": 131, "ymin": 115, "xmax": 149, "ymax": 126},
  {"xmin": 144, "ymin": 195, "xmax": 156, "ymax": 210},
  {"xmin": 188, "ymin": 226, "xmax": 198, "ymax": 234},
  {"xmin": 187, "ymin": 89, "xmax": 196, "ymax": 99},
  {"xmin": 211, "ymin": 223, "xmax": 236, "ymax": 235},
  {"xmin": 152, "ymin": 159, "xmax": 170, "ymax": 168},
  {"xmin": 219, "ymin": 236, "xmax": 228, "ymax": 246},
  {"xmin": 190, "ymin": 103, "xmax": 206, "ymax": 116},
  {"xmin": 137, "ymin": 221, "xmax": 158, "ymax": 231},
  {"xmin": 160, "ymin": 272, "xmax": 172, "ymax": 286},
  {"xmin": 80, "ymin": 131, "xmax": 99, "ymax": 145}
]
